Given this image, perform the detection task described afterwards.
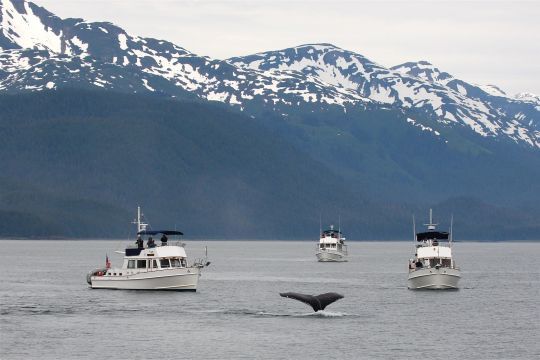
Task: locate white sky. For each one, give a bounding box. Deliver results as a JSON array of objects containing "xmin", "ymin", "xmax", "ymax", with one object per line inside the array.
[{"xmin": 35, "ymin": 0, "xmax": 540, "ymax": 95}]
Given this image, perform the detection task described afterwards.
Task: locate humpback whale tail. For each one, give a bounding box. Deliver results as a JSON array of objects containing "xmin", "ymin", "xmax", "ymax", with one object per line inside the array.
[{"xmin": 279, "ymin": 292, "xmax": 344, "ymax": 312}]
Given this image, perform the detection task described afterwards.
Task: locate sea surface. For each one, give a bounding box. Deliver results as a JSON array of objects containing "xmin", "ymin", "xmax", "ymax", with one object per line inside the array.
[{"xmin": 1, "ymin": 240, "xmax": 539, "ymax": 360}]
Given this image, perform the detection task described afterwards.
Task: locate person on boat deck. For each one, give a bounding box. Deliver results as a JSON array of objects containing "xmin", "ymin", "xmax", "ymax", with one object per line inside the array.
[
  {"xmin": 415, "ymin": 260, "xmax": 423, "ymax": 268},
  {"xmin": 136, "ymin": 236, "xmax": 144, "ymax": 249},
  {"xmin": 147, "ymin": 237, "xmax": 156, "ymax": 248},
  {"xmin": 161, "ymin": 234, "xmax": 168, "ymax": 246}
]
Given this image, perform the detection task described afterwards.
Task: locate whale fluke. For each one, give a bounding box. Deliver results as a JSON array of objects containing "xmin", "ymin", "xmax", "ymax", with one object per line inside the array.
[{"xmin": 279, "ymin": 292, "xmax": 344, "ymax": 312}]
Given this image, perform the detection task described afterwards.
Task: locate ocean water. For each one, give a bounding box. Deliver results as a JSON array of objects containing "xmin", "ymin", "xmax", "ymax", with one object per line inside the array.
[{"xmin": 0, "ymin": 240, "xmax": 539, "ymax": 360}]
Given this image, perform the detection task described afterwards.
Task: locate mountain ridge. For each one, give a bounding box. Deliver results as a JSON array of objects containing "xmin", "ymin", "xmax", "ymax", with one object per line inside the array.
[{"xmin": 1, "ymin": 0, "xmax": 538, "ymax": 149}]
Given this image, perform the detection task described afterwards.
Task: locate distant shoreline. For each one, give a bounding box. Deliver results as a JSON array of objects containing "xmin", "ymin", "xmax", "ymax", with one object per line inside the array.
[{"xmin": 1, "ymin": 238, "xmax": 539, "ymax": 242}]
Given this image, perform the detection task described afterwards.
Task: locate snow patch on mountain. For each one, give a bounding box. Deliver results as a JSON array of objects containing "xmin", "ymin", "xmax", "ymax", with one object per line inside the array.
[
  {"xmin": 0, "ymin": 0, "xmax": 62, "ymax": 52},
  {"xmin": 407, "ymin": 118, "xmax": 441, "ymax": 136},
  {"xmin": 70, "ymin": 36, "xmax": 88, "ymax": 54},
  {"xmin": 392, "ymin": 61, "xmax": 453, "ymax": 86},
  {"xmin": 118, "ymin": 33, "xmax": 127, "ymax": 50},
  {"xmin": 515, "ymin": 92, "xmax": 540, "ymax": 107}
]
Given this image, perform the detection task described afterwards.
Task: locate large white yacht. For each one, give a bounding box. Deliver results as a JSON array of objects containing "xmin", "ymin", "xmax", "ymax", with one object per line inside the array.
[
  {"xmin": 408, "ymin": 209, "xmax": 460, "ymax": 290},
  {"xmin": 86, "ymin": 207, "xmax": 209, "ymax": 291},
  {"xmin": 316, "ymin": 225, "xmax": 348, "ymax": 262}
]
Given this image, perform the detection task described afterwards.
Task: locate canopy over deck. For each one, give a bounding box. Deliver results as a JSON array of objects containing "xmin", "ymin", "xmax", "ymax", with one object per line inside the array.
[
  {"xmin": 416, "ymin": 231, "xmax": 449, "ymax": 241},
  {"xmin": 137, "ymin": 230, "xmax": 184, "ymax": 236},
  {"xmin": 322, "ymin": 229, "xmax": 342, "ymax": 235}
]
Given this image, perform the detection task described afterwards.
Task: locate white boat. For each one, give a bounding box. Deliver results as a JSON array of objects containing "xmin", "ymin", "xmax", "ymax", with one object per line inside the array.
[
  {"xmin": 408, "ymin": 209, "xmax": 460, "ymax": 290},
  {"xmin": 86, "ymin": 207, "xmax": 209, "ymax": 291},
  {"xmin": 316, "ymin": 225, "xmax": 348, "ymax": 262}
]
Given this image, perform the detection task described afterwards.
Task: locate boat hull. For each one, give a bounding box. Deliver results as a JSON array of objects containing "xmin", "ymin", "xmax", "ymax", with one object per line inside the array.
[
  {"xmin": 316, "ymin": 250, "xmax": 347, "ymax": 262},
  {"xmin": 408, "ymin": 267, "xmax": 460, "ymax": 290},
  {"xmin": 90, "ymin": 267, "xmax": 200, "ymax": 291}
]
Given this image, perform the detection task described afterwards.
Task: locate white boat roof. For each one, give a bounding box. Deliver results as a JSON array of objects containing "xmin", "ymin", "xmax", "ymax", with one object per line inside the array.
[
  {"xmin": 417, "ymin": 246, "xmax": 452, "ymax": 259},
  {"xmin": 129, "ymin": 245, "xmax": 187, "ymax": 258}
]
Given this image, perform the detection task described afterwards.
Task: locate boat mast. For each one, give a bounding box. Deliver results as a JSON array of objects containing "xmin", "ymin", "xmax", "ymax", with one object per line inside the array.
[{"xmin": 132, "ymin": 206, "xmax": 148, "ymax": 233}]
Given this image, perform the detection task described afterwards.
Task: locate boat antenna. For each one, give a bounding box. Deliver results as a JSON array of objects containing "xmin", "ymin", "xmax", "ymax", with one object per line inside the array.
[
  {"xmin": 132, "ymin": 206, "xmax": 149, "ymax": 233},
  {"xmin": 450, "ymin": 214, "xmax": 454, "ymax": 246},
  {"xmin": 412, "ymin": 214, "xmax": 416, "ymax": 243},
  {"xmin": 319, "ymin": 212, "xmax": 322, "ymax": 235},
  {"xmin": 338, "ymin": 213, "xmax": 341, "ymax": 235},
  {"xmin": 424, "ymin": 208, "xmax": 437, "ymax": 231}
]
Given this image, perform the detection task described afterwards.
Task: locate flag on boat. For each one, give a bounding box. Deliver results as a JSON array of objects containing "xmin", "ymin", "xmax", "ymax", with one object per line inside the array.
[{"xmin": 105, "ymin": 254, "xmax": 111, "ymax": 269}]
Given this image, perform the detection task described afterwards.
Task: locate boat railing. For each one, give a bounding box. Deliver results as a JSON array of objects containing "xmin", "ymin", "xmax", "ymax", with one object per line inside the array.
[
  {"xmin": 192, "ymin": 258, "xmax": 211, "ymax": 268},
  {"xmin": 162, "ymin": 241, "xmax": 185, "ymax": 247},
  {"xmin": 409, "ymin": 260, "xmax": 459, "ymax": 272},
  {"xmin": 316, "ymin": 243, "xmax": 348, "ymax": 254}
]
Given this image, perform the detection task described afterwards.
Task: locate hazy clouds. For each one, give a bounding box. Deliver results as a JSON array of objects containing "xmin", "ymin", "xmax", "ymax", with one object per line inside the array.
[{"xmin": 35, "ymin": 0, "xmax": 540, "ymax": 95}]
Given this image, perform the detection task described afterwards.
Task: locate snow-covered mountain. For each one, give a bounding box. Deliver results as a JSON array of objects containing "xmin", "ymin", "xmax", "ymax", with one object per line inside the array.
[
  {"xmin": 0, "ymin": 0, "xmax": 368, "ymax": 108},
  {"xmin": 1, "ymin": 0, "xmax": 539, "ymax": 149},
  {"xmin": 231, "ymin": 46, "xmax": 539, "ymax": 148}
]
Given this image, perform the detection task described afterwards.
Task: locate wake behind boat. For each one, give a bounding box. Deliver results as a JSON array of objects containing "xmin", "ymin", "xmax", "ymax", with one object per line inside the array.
[
  {"xmin": 316, "ymin": 224, "xmax": 348, "ymax": 262},
  {"xmin": 408, "ymin": 209, "xmax": 460, "ymax": 290},
  {"xmin": 86, "ymin": 207, "xmax": 209, "ymax": 291}
]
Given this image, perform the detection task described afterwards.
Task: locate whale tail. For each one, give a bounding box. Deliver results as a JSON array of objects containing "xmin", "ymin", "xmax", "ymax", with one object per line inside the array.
[{"xmin": 279, "ymin": 292, "xmax": 344, "ymax": 312}]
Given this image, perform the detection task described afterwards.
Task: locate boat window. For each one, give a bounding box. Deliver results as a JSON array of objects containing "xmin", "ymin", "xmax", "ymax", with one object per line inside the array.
[
  {"xmin": 181, "ymin": 258, "xmax": 187, "ymax": 267},
  {"xmin": 127, "ymin": 260, "xmax": 135, "ymax": 269},
  {"xmin": 441, "ymin": 259, "xmax": 452, "ymax": 267},
  {"xmin": 160, "ymin": 259, "xmax": 170, "ymax": 268},
  {"xmin": 171, "ymin": 258, "xmax": 181, "ymax": 268},
  {"xmin": 137, "ymin": 260, "xmax": 147, "ymax": 268},
  {"xmin": 153, "ymin": 260, "xmax": 158, "ymax": 268}
]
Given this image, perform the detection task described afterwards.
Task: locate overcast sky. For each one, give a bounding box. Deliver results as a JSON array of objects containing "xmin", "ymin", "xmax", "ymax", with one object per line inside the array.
[{"xmin": 35, "ymin": 0, "xmax": 540, "ymax": 95}]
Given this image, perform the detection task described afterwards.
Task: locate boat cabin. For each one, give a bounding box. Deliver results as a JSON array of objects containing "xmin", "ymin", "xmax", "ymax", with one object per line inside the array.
[
  {"xmin": 320, "ymin": 228, "xmax": 344, "ymax": 244},
  {"xmin": 102, "ymin": 230, "xmax": 189, "ymax": 276},
  {"xmin": 318, "ymin": 226, "xmax": 347, "ymax": 253},
  {"xmin": 411, "ymin": 230, "xmax": 454, "ymax": 269},
  {"xmin": 123, "ymin": 245, "xmax": 188, "ymax": 272}
]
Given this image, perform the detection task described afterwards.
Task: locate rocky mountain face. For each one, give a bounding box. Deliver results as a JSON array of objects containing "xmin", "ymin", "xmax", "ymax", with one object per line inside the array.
[{"xmin": 1, "ymin": 0, "xmax": 538, "ymax": 149}]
